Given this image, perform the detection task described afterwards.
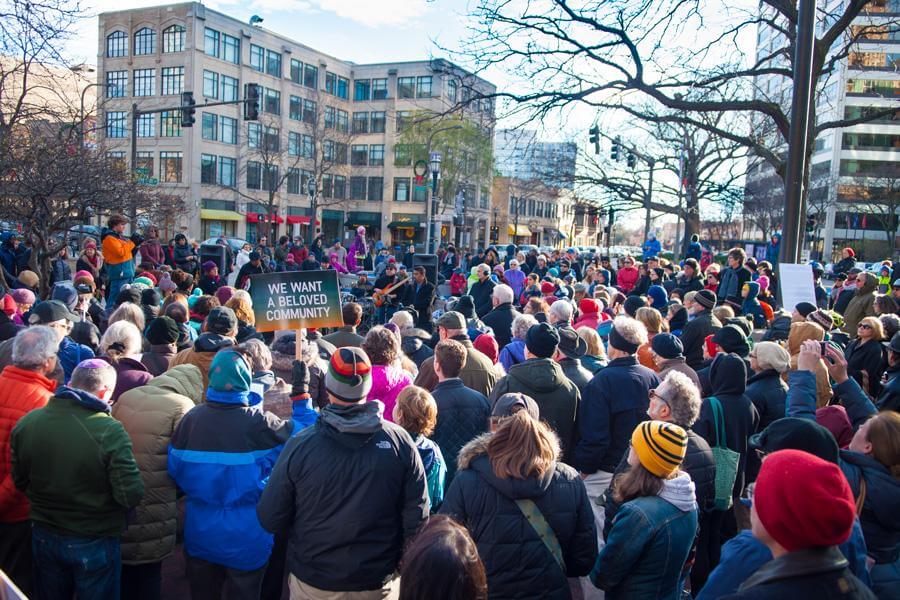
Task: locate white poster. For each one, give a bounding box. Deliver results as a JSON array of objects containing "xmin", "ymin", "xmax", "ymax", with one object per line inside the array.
[{"xmin": 778, "ymin": 263, "xmax": 817, "ymax": 313}]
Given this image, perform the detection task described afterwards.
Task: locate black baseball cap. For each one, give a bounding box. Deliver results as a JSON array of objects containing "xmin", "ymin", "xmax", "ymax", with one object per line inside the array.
[
  {"xmin": 28, "ymin": 300, "xmax": 78, "ymax": 324},
  {"xmin": 491, "ymin": 393, "xmax": 540, "ymax": 420},
  {"xmin": 749, "ymin": 417, "xmax": 839, "ymax": 465},
  {"xmin": 205, "ymin": 306, "xmax": 238, "ymax": 335}
]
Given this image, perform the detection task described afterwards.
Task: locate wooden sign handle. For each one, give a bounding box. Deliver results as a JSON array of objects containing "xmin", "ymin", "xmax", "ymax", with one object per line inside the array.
[{"xmin": 295, "ymin": 328, "xmax": 304, "ymax": 361}]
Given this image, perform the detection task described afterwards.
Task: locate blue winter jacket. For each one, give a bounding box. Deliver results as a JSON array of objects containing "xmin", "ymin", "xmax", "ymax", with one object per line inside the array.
[
  {"xmin": 686, "ymin": 241, "xmax": 702, "ymax": 261},
  {"xmin": 741, "ymin": 281, "xmax": 767, "ymax": 329},
  {"xmin": 498, "ymin": 339, "xmax": 526, "ymax": 373},
  {"xmin": 168, "ymin": 387, "xmax": 297, "ymax": 570},
  {"xmin": 642, "ymin": 237, "xmax": 661, "ymax": 261},
  {"xmin": 415, "ymin": 434, "xmax": 446, "ymax": 511}
]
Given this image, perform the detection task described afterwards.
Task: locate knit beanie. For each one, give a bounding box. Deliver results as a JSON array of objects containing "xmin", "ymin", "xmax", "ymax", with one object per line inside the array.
[
  {"xmin": 808, "ymin": 309, "xmax": 833, "ymax": 331},
  {"xmin": 116, "ymin": 287, "xmax": 142, "ymax": 306},
  {"xmin": 753, "ymin": 341, "xmax": 790, "ymax": 373},
  {"xmin": 133, "ymin": 276, "xmax": 155, "ymax": 288},
  {"xmin": 540, "ymin": 281, "xmax": 556, "ymax": 295},
  {"xmin": 146, "ymin": 316, "xmax": 180, "ymax": 345},
  {"xmin": 215, "ymin": 286, "xmax": 235, "ymax": 306},
  {"xmin": 623, "ymin": 296, "xmax": 645, "ymax": 317},
  {"xmin": 695, "ymin": 289, "xmax": 716, "ymax": 310},
  {"xmin": 158, "ymin": 273, "xmax": 177, "ymax": 294},
  {"xmin": 17, "ymin": 270, "xmax": 39, "ymax": 288},
  {"xmin": 202, "ymin": 260, "xmax": 217, "ymax": 273},
  {"xmin": 816, "ymin": 406, "xmax": 854, "ymax": 449},
  {"xmin": 631, "ymin": 420, "xmax": 688, "ymax": 477},
  {"xmin": 525, "ymin": 322, "xmax": 560, "ymax": 358},
  {"xmin": 651, "ymin": 333, "xmax": 683, "ymax": 359},
  {"xmin": 579, "ymin": 298, "xmax": 599, "ymax": 315},
  {"xmin": 325, "ymin": 347, "xmax": 373, "ymax": 402},
  {"xmin": 474, "ymin": 334, "xmax": 500, "ymax": 364},
  {"xmin": 712, "ymin": 324, "xmax": 750, "ymax": 356},
  {"xmin": 795, "ymin": 301, "xmax": 817, "ymax": 318},
  {"xmin": 208, "ymin": 350, "xmax": 252, "ymax": 393},
  {"xmin": 756, "ymin": 275, "xmax": 769, "ymax": 293},
  {"xmin": 137, "ymin": 271, "xmax": 158, "ymax": 286},
  {"xmin": 74, "ymin": 270, "xmax": 95, "ymax": 282},
  {"xmin": 51, "ymin": 282, "xmax": 78, "ymax": 310},
  {"xmin": 2, "ymin": 294, "xmax": 15, "ymax": 316},
  {"xmin": 754, "ymin": 449, "xmax": 855, "ymax": 552},
  {"xmin": 455, "ymin": 295, "xmax": 477, "ymax": 319},
  {"xmin": 647, "ymin": 285, "xmax": 668, "ymax": 309},
  {"xmin": 10, "ymin": 288, "xmax": 35, "ymax": 305}
]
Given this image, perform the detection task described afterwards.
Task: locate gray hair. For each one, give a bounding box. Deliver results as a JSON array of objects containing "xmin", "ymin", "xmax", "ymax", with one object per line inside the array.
[
  {"xmin": 108, "ymin": 302, "xmax": 145, "ymax": 333},
  {"xmin": 511, "ymin": 313, "xmax": 538, "ymax": 340},
  {"xmin": 100, "ymin": 321, "xmax": 143, "ymax": 357},
  {"xmin": 70, "ymin": 360, "xmax": 117, "ymax": 396},
  {"xmin": 478, "ymin": 263, "xmax": 492, "ymax": 276},
  {"xmin": 232, "ymin": 289, "xmax": 251, "ymax": 304},
  {"xmin": 390, "ymin": 310, "xmax": 414, "ymax": 330},
  {"xmin": 12, "ymin": 326, "xmax": 60, "ymax": 370},
  {"xmin": 493, "ymin": 284, "xmax": 514, "ymax": 304},
  {"xmin": 238, "ymin": 338, "xmax": 273, "ymax": 371},
  {"xmin": 612, "ymin": 315, "xmax": 649, "ymax": 347},
  {"xmin": 656, "ymin": 370, "xmax": 702, "ymax": 428},
  {"xmin": 549, "ymin": 299, "xmax": 573, "ymax": 324}
]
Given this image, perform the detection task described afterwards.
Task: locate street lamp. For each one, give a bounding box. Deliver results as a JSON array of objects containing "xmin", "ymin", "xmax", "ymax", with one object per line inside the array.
[
  {"xmin": 428, "ymin": 151, "xmax": 441, "ymax": 254},
  {"xmin": 71, "ymin": 66, "xmax": 108, "ymax": 149},
  {"xmin": 306, "ymin": 177, "xmax": 317, "ymax": 245}
]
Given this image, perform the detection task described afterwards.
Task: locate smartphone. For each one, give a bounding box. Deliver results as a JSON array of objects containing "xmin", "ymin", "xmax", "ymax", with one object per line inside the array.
[{"xmin": 820, "ymin": 341, "xmax": 828, "ymax": 357}]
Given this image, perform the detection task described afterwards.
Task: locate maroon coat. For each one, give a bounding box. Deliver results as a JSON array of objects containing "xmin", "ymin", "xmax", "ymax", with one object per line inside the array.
[
  {"xmin": 138, "ymin": 239, "xmax": 166, "ymax": 267},
  {"xmin": 102, "ymin": 356, "xmax": 153, "ymax": 403}
]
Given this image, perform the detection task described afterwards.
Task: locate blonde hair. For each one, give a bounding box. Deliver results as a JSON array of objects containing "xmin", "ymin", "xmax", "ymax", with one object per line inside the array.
[
  {"xmin": 108, "ymin": 302, "xmax": 145, "ymax": 333},
  {"xmin": 488, "ymin": 411, "xmax": 559, "ymax": 480},
  {"xmin": 577, "ymin": 326, "xmax": 606, "ymax": 358},
  {"xmin": 636, "ymin": 307, "xmax": 669, "ymax": 335},
  {"xmin": 713, "ymin": 305, "xmax": 734, "ymax": 322},
  {"xmin": 395, "ymin": 386, "xmax": 438, "ymax": 437},
  {"xmin": 225, "ymin": 295, "xmax": 255, "ymax": 325},
  {"xmin": 859, "ymin": 316, "xmax": 885, "ymax": 341}
]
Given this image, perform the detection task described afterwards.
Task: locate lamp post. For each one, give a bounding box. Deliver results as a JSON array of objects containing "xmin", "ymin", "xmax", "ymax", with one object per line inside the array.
[
  {"xmin": 428, "ymin": 151, "xmax": 441, "ymax": 254},
  {"xmin": 306, "ymin": 177, "xmax": 317, "ymax": 246}
]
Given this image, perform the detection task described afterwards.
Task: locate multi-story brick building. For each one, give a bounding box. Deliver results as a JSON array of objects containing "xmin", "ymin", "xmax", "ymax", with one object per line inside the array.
[
  {"xmin": 97, "ymin": 2, "xmax": 496, "ymax": 246},
  {"xmin": 490, "ymin": 177, "xmax": 575, "ymax": 248}
]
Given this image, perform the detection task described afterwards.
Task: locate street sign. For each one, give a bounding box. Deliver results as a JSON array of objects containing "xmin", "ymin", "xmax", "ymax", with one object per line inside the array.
[
  {"xmin": 137, "ymin": 176, "xmax": 158, "ymax": 185},
  {"xmin": 133, "ymin": 167, "xmax": 150, "ymax": 175}
]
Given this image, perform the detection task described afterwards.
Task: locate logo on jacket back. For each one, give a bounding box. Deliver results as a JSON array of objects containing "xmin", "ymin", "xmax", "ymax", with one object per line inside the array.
[{"xmin": 376, "ymin": 441, "xmax": 391, "ymax": 449}]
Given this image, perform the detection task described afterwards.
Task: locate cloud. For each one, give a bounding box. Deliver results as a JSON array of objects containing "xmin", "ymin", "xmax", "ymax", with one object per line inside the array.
[{"xmin": 210, "ymin": 0, "xmax": 431, "ymax": 27}]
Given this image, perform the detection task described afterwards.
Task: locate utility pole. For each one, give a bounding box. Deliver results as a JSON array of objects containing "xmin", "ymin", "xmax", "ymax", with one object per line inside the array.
[{"xmin": 643, "ymin": 159, "xmax": 655, "ymax": 242}]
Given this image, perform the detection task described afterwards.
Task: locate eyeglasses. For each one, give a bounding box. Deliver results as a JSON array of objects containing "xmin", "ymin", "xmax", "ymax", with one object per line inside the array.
[
  {"xmin": 859, "ymin": 323, "xmax": 872, "ymax": 330},
  {"xmin": 648, "ymin": 389, "xmax": 669, "ymax": 405}
]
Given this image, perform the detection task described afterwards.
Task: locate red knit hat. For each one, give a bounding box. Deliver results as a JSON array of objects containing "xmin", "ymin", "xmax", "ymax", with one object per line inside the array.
[
  {"xmin": 843, "ymin": 247, "xmax": 855, "ymax": 258},
  {"xmin": 473, "ymin": 333, "xmax": 500, "ymax": 364},
  {"xmin": 704, "ymin": 334, "xmax": 718, "ymax": 358},
  {"xmin": 754, "ymin": 449, "xmax": 855, "ymax": 552},
  {"xmin": 579, "ymin": 298, "xmax": 599, "ymax": 315},
  {"xmin": 2, "ymin": 294, "xmax": 15, "ymax": 317},
  {"xmin": 541, "ymin": 281, "xmax": 556, "ymax": 295}
]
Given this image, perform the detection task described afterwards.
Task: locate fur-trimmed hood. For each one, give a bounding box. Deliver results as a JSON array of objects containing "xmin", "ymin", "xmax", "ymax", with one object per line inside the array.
[{"xmin": 457, "ymin": 433, "xmax": 493, "ymax": 470}]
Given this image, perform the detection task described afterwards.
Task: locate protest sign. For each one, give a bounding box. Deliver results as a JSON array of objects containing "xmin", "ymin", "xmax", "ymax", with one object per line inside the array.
[
  {"xmin": 778, "ymin": 263, "xmax": 817, "ymax": 313},
  {"xmin": 249, "ymin": 270, "xmax": 343, "ymax": 332}
]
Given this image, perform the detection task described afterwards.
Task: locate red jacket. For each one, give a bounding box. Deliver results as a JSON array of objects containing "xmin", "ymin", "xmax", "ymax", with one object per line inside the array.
[
  {"xmin": 0, "ymin": 365, "xmax": 56, "ymax": 522},
  {"xmin": 617, "ymin": 266, "xmax": 640, "ymax": 293}
]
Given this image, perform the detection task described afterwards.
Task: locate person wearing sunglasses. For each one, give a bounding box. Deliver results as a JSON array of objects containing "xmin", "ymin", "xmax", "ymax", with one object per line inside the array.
[
  {"xmin": 845, "ymin": 316, "xmax": 887, "ymax": 398},
  {"xmin": 842, "ymin": 271, "xmax": 878, "ymax": 339}
]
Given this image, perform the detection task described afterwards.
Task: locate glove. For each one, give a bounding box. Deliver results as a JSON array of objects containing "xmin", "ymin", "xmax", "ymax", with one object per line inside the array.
[
  {"xmin": 290, "ymin": 359, "xmax": 310, "ymax": 398},
  {"xmin": 129, "ymin": 233, "xmax": 145, "ymax": 246}
]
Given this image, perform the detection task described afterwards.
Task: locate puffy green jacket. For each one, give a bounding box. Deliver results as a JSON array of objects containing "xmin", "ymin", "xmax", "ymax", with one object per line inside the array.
[
  {"xmin": 11, "ymin": 386, "xmax": 144, "ymax": 537},
  {"xmin": 113, "ymin": 365, "xmax": 200, "ymax": 563}
]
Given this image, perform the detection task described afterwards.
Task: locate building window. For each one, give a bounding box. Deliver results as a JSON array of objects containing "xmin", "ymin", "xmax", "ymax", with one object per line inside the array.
[
  {"xmin": 107, "ymin": 151, "xmax": 126, "ymax": 170},
  {"xmin": 397, "ymin": 77, "xmax": 415, "ymax": 99},
  {"xmin": 160, "ymin": 111, "xmax": 181, "ymax": 137},
  {"xmin": 394, "ymin": 178, "xmax": 410, "ymax": 201},
  {"xmin": 250, "ymin": 44, "xmax": 264, "ymax": 72},
  {"xmin": 220, "ymin": 116, "xmax": 237, "ymax": 144},
  {"xmin": 301, "ymin": 134, "xmax": 314, "ymax": 158},
  {"xmin": 447, "ymin": 78, "xmax": 458, "ymax": 102},
  {"xmin": 333, "ymin": 175, "xmax": 346, "ymax": 199},
  {"xmin": 133, "ymin": 68, "xmax": 154, "ymax": 96},
  {"xmin": 264, "ymin": 126, "xmax": 280, "ymax": 151},
  {"xmin": 222, "ymin": 33, "xmax": 240, "ymax": 63},
  {"xmin": 416, "ymin": 76, "xmax": 432, "ymax": 98},
  {"xmin": 162, "ymin": 24, "xmax": 185, "ymax": 53},
  {"xmin": 336, "ymin": 109, "xmax": 349, "ymax": 132},
  {"xmin": 302, "ymin": 99, "xmax": 316, "ymax": 124},
  {"xmin": 136, "ymin": 113, "xmax": 155, "ymax": 137},
  {"xmin": 323, "ymin": 139, "xmax": 334, "ymax": 162},
  {"xmin": 160, "ymin": 151, "xmax": 183, "ymax": 183},
  {"xmin": 106, "ymin": 111, "xmax": 127, "ymax": 138},
  {"xmin": 248, "ymin": 122, "xmax": 261, "ymax": 148},
  {"xmin": 106, "ymin": 31, "xmax": 127, "ymax": 57},
  {"xmin": 367, "ymin": 177, "xmax": 383, "ymax": 201},
  {"xmin": 203, "ymin": 70, "xmax": 219, "ymax": 99},
  {"xmin": 325, "ymin": 72, "xmax": 336, "ymax": 94},
  {"xmin": 134, "ymin": 27, "xmax": 156, "ymax": 55},
  {"xmin": 350, "ymin": 176, "xmax": 367, "ymax": 200},
  {"xmin": 106, "ymin": 70, "xmax": 127, "ymax": 98},
  {"xmin": 325, "ymin": 72, "xmax": 349, "ymax": 97},
  {"xmin": 161, "ymin": 66, "xmax": 184, "ymax": 95},
  {"xmin": 372, "ymin": 78, "xmax": 388, "ymax": 99},
  {"xmin": 266, "ymin": 50, "xmax": 282, "ymax": 77},
  {"xmin": 351, "ymin": 144, "xmax": 368, "ymax": 166},
  {"xmin": 135, "ymin": 151, "xmax": 153, "ymax": 176},
  {"xmin": 290, "ymin": 59, "xmax": 302, "ymax": 84},
  {"xmin": 219, "ymin": 157, "xmax": 236, "ymax": 187},
  {"xmin": 263, "ymin": 87, "xmax": 281, "ymax": 114},
  {"xmin": 202, "ymin": 113, "xmax": 217, "ymax": 141},
  {"xmin": 324, "ymin": 106, "xmax": 335, "ymax": 129},
  {"xmin": 288, "ymin": 131, "xmax": 301, "ymax": 156},
  {"xmin": 369, "ymin": 144, "xmax": 384, "ymax": 166},
  {"xmin": 354, "ymin": 79, "xmax": 370, "ymax": 101},
  {"xmin": 394, "ymin": 144, "xmax": 412, "ymax": 166},
  {"xmin": 335, "ymin": 143, "xmax": 348, "ymax": 165},
  {"xmin": 287, "ymin": 168, "xmax": 301, "ymax": 194},
  {"xmin": 221, "ymin": 75, "xmax": 238, "ymax": 102},
  {"xmin": 304, "ymin": 64, "xmax": 318, "ymax": 88},
  {"xmin": 370, "ymin": 111, "xmax": 386, "ymax": 133},
  {"xmin": 352, "ymin": 112, "xmax": 368, "ymax": 133},
  {"xmin": 201, "ymin": 154, "xmax": 217, "ymax": 184},
  {"xmin": 290, "ymin": 96, "xmax": 302, "ymax": 121},
  {"xmin": 413, "ymin": 184, "xmax": 427, "ymax": 203},
  {"xmin": 396, "ymin": 110, "xmax": 411, "ymax": 133},
  {"xmin": 247, "ymin": 161, "xmax": 262, "ymax": 190},
  {"xmin": 322, "ymin": 174, "xmax": 333, "ymax": 198},
  {"xmin": 204, "ymin": 28, "xmax": 220, "ymax": 58}
]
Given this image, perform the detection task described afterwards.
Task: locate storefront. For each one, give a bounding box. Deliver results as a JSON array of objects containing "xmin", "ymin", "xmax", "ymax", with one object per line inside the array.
[
  {"xmin": 322, "ymin": 209, "xmax": 343, "ymax": 243},
  {"xmin": 200, "ymin": 200, "xmax": 241, "ymax": 240},
  {"xmin": 245, "ymin": 210, "xmax": 284, "ymax": 244},
  {"xmin": 508, "ymin": 223, "xmax": 532, "ymax": 245},
  {"xmin": 346, "ymin": 212, "xmax": 382, "ymax": 241},
  {"xmin": 388, "ymin": 213, "xmax": 424, "ymax": 248},
  {"xmin": 286, "ymin": 207, "xmax": 318, "ymax": 241}
]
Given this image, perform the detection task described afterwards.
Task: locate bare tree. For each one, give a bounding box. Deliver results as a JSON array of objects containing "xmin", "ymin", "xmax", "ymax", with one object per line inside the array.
[{"xmin": 744, "ymin": 171, "xmax": 786, "ymax": 242}]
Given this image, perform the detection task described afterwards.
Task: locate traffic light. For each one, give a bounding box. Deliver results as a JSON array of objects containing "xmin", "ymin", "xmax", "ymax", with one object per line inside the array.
[
  {"xmin": 605, "ymin": 208, "xmax": 616, "ymax": 234},
  {"xmin": 626, "ymin": 152, "xmax": 637, "ymax": 169},
  {"xmin": 588, "ymin": 125, "xmax": 600, "ymax": 155},
  {"xmin": 244, "ymin": 83, "xmax": 260, "ymax": 121},
  {"xmin": 180, "ymin": 91, "xmax": 196, "ymax": 127},
  {"xmin": 805, "ymin": 216, "xmax": 816, "ymax": 232},
  {"xmin": 611, "ymin": 136, "xmax": 621, "ymax": 161}
]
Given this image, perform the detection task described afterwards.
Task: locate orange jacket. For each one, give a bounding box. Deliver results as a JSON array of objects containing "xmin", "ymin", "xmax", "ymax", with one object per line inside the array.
[
  {"xmin": 101, "ymin": 231, "xmax": 136, "ymax": 266},
  {"xmin": 0, "ymin": 365, "xmax": 56, "ymax": 522}
]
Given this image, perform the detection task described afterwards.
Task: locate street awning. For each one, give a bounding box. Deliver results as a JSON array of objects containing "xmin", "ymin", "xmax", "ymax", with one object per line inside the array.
[
  {"xmin": 286, "ymin": 216, "xmax": 320, "ymax": 225},
  {"xmin": 546, "ymin": 227, "xmax": 568, "ymax": 240},
  {"xmin": 508, "ymin": 224, "xmax": 532, "ymax": 236},
  {"xmin": 200, "ymin": 209, "xmax": 242, "ymax": 221},
  {"xmin": 246, "ymin": 212, "xmax": 284, "ymax": 224},
  {"xmin": 388, "ymin": 221, "xmax": 419, "ymax": 229}
]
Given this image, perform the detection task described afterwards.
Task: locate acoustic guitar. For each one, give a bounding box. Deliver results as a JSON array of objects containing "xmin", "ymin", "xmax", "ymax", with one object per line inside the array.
[{"xmin": 372, "ymin": 276, "xmax": 409, "ymax": 307}]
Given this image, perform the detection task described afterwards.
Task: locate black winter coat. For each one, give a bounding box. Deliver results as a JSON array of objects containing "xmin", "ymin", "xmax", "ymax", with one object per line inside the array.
[
  {"xmin": 680, "ymin": 310, "xmax": 722, "ymax": 369},
  {"xmin": 839, "ymin": 450, "xmax": 900, "ymax": 566},
  {"xmin": 440, "ymin": 435, "xmax": 598, "ymax": 600},
  {"xmin": 481, "ymin": 303, "xmax": 519, "ymax": 348},
  {"xmin": 693, "ymin": 353, "xmax": 759, "ymax": 498},
  {"xmin": 745, "ymin": 369, "xmax": 787, "ymax": 432},
  {"xmin": 431, "ymin": 378, "xmax": 491, "ymax": 486},
  {"xmin": 559, "ymin": 357, "xmax": 593, "ymax": 399},
  {"xmin": 400, "ymin": 330, "xmax": 433, "ymax": 368},
  {"xmin": 844, "ymin": 338, "xmax": 886, "ymax": 398},
  {"xmin": 470, "ymin": 279, "xmax": 497, "ymax": 318},
  {"xmin": 0, "ymin": 312, "xmax": 21, "ymax": 342},
  {"xmin": 876, "ymin": 362, "xmax": 900, "ymax": 412}
]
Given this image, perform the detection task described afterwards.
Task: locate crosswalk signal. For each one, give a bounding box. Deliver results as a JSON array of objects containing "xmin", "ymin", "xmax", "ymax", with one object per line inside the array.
[
  {"xmin": 588, "ymin": 125, "xmax": 600, "ymax": 155},
  {"xmin": 611, "ymin": 136, "xmax": 621, "ymax": 161},
  {"xmin": 180, "ymin": 91, "xmax": 196, "ymax": 127},
  {"xmin": 627, "ymin": 152, "xmax": 637, "ymax": 169},
  {"xmin": 244, "ymin": 83, "xmax": 260, "ymax": 121}
]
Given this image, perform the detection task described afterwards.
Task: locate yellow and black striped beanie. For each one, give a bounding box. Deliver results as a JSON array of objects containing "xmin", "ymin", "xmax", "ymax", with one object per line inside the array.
[{"xmin": 631, "ymin": 421, "xmax": 688, "ymax": 477}]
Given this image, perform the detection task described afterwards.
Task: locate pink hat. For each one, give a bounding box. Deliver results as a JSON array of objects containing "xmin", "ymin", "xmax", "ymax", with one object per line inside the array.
[
  {"xmin": 74, "ymin": 270, "xmax": 95, "ymax": 281},
  {"xmin": 756, "ymin": 275, "xmax": 769, "ymax": 293}
]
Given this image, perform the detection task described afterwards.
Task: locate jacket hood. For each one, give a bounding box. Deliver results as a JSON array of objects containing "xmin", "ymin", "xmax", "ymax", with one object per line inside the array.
[
  {"xmin": 401, "ymin": 335, "xmax": 425, "ymax": 355},
  {"xmin": 194, "ymin": 332, "xmax": 235, "ymax": 353},
  {"xmin": 319, "ymin": 401, "xmax": 385, "ymax": 449},
  {"xmin": 415, "ymin": 435, "xmax": 438, "ymax": 472},
  {"xmin": 508, "ymin": 358, "xmax": 568, "ymax": 393},
  {"xmin": 743, "ymin": 281, "xmax": 760, "ymax": 301},
  {"xmin": 658, "ymin": 472, "xmax": 697, "ymax": 512},
  {"xmin": 458, "ymin": 433, "xmax": 556, "ymax": 500},
  {"xmin": 100, "ymin": 227, "xmax": 121, "ymax": 242},
  {"xmin": 709, "ymin": 352, "xmax": 747, "ymax": 395},
  {"xmin": 668, "ymin": 306, "xmax": 688, "ymax": 331},
  {"xmin": 145, "ymin": 364, "xmax": 203, "ymax": 400},
  {"xmin": 840, "ymin": 450, "xmax": 900, "ymax": 527},
  {"xmin": 787, "ymin": 321, "xmax": 825, "ymax": 354},
  {"xmin": 856, "ymin": 272, "xmax": 877, "ymax": 296},
  {"xmin": 647, "ymin": 285, "xmax": 668, "ymax": 309},
  {"xmin": 54, "ymin": 385, "xmax": 110, "ymax": 414}
]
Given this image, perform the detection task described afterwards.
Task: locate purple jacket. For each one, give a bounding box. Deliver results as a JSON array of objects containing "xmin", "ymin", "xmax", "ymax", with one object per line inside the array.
[
  {"xmin": 139, "ymin": 239, "xmax": 166, "ymax": 267},
  {"xmin": 504, "ymin": 269, "xmax": 527, "ymax": 299},
  {"xmin": 368, "ymin": 364, "xmax": 413, "ymax": 423},
  {"xmin": 102, "ymin": 356, "xmax": 153, "ymax": 403}
]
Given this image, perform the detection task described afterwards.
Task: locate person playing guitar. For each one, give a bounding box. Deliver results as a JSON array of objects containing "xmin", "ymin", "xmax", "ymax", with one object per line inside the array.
[{"xmin": 372, "ymin": 259, "xmax": 404, "ymax": 324}]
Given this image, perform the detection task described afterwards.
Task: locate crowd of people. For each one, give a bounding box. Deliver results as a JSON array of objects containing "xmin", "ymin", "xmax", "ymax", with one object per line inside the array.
[{"xmin": 0, "ymin": 215, "xmax": 898, "ymax": 600}]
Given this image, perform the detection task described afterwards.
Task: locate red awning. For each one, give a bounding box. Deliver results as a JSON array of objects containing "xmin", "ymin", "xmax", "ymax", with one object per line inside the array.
[
  {"xmin": 286, "ymin": 216, "xmax": 320, "ymax": 225},
  {"xmin": 246, "ymin": 212, "xmax": 284, "ymax": 224}
]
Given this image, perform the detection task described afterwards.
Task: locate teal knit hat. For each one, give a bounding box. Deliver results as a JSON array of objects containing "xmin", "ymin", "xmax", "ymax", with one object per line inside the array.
[{"xmin": 208, "ymin": 350, "xmax": 251, "ymax": 393}]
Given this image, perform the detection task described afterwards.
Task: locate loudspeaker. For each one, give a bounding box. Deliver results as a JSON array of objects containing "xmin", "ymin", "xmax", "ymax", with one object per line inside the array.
[
  {"xmin": 412, "ymin": 253, "xmax": 439, "ymax": 285},
  {"xmin": 199, "ymin": 244, "xmax": 228, "ymax": 274}
]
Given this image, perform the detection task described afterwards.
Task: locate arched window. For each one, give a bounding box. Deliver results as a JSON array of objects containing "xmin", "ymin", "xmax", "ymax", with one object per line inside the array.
[
  {"xmin": 134, "ymin": 27, "xmax": 156, "ymax": 55},
  {"xmin": 162, "ymin": 24, "xmax": 186, "ymax": 53},
  {"xmin": 106, "ymin": 31, "xmax": 127, "ymax": 58}
]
